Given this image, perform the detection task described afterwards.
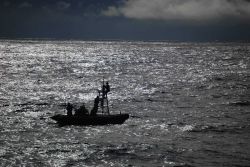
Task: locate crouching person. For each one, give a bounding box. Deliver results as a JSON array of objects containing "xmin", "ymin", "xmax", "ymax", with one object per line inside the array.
[{"xmin": 75, "ymin": 103, "xmax": 89, "ymax": 116}]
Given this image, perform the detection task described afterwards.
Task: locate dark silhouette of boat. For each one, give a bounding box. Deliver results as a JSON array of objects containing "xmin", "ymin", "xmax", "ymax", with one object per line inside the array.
[
  {"xmin": 50, "ymin": 80, "xmax": 129, "ymax": 126},
  {"xmin": 51, "ymin": 113, "xmax": 129, "ymax": 126}
]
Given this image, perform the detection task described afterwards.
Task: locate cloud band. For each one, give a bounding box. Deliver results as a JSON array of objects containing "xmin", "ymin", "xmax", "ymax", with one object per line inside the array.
[{"xmin": 102, "ymin": 0, "xmax": 250, "ymax": 21}]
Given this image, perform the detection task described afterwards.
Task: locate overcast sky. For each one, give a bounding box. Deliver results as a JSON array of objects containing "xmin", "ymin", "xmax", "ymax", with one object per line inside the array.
[{"xmin": 1, "ymin": 0, "xmax": 250, "ymax": 41}]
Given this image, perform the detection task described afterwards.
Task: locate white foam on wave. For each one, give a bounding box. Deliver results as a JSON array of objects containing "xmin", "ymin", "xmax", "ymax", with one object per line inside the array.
[
  {"xmin": 23, "ymin": 111, "xmax": 44, "ymax": 118},
  {"xmin": 179, "ymin": 125, "xmax": 194, "ymax": 132},
  {"xmin": 0, "ymin": 148, "xmax": 6, "ymax": 156}
]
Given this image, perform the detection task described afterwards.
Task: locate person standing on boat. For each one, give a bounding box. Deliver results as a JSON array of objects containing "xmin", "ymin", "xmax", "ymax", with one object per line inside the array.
[
  {"xmin": 101, "ymin": 81, "xmax": 110, "ymax": 97},
  {"xmin": 90, "ymin": 96, "xmax": 99, "ymax": 115},
  {"xmin": 66, "ymin": 103, "xmax": 73, "ymax": 116},
  {"xmin": 100, "ymin": 81, "xmax": 110, "ymax": 108},
  {"xmin": 105, "ymin": 82, "xmax": 110, "ymax": 97},
  {"xmin": 101, "ymin": 84, "xmax": 105, "ymax": 109}
]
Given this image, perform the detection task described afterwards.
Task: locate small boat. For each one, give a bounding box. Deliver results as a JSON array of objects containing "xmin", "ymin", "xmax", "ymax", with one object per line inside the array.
[
  {"xmin": 51, "ymin": 113, "xmax": 129, "ymax": 126},
  {"xmin": 51, "ymin": 80, "xmax": 129, "ymax": 126}
]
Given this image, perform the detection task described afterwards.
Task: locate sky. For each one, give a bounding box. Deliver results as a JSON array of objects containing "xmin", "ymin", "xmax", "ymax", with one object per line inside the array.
[{"xmin": 0, "ymin": 0, "xmax": 250, "ymax": 41}]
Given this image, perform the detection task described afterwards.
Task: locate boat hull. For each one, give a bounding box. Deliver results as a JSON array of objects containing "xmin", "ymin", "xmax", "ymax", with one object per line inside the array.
[{"xmin": 51, "ymin": 114, "xmax": 129, "ymax": 126}]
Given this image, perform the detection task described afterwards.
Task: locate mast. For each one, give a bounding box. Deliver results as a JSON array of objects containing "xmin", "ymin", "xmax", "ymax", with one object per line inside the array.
[{"xmin": 100, "ymin": 78, "xmax": 110, "ymax": 115}]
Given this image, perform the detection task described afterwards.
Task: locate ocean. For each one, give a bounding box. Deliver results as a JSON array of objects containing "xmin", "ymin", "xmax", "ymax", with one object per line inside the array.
[{"xmin": 0, "ymin": 40, "xmax": 249, "ymax": 167}]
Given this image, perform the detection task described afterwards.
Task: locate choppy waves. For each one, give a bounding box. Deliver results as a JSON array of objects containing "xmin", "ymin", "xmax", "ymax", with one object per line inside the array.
[{"xmin": 0, "ymin": 40, "xmax": 250, "ymax": 166}]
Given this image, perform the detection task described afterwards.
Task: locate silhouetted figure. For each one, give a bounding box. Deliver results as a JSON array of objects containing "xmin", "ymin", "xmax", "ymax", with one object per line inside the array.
[
  {"xmin": 66, "ymin": 103, "xmax": 73, "ymax": 116},
  {"xmin": 102, "ymin": 84, "xmax": 106, "ymax": 97},
  {"xmin": 99, "ymin": 81, "xmax": 111, "ymax": 113},
  {"xmin": 104, "ymin": 82, "xmax": 110, "ymax": 114},
  {"xmin": 100, "ymin": 84, "xmax": 105, "ymax": 110},
  {"xmin": 105, "ymin": 82, "xmax": 110, "ymax": 95},
  {"xmin": 101, "ymin": 81, "xmax": 110, "ymax": 99},
  {"xmin": 90, "ymin": 96, "xmax": 99, "ymax": 116},
  {"xmin": 75, "ymin": 103, "xmax": 89, "ymax": 116}
]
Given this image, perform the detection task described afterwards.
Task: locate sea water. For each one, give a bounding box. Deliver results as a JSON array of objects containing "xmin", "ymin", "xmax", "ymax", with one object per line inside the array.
[{"xmin": 0, "ymin": 40, "xmax": 250, "ymax": 166}]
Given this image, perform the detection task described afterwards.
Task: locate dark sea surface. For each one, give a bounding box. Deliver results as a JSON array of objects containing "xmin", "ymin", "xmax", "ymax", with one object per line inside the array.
[{"xmin": 0, "ymin": 40, "xmax": 250, "ymax": 167}]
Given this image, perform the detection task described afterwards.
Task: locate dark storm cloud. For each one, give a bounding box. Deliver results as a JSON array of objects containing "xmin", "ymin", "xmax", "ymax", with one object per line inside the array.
[
  {"xmin": 19, "ymin": 2, "xmax": 32, "ymax": 8},
  {"xmin": 56, "ymin": 1, "xmax": 71, "ymax": 10},
  {"xmin": 3, "ymin": 1, "xmax": 11, "ymax": 7},
  {"xmin": 0, "ymin": 0, "xmax": 125, "ymax": 38},
  {"xmin": 0, "ymin": 0, "xmax": 122, "ymax": 11},
  {"xmin": 0, "ymin": 0, "xmax": 250, "ymax": 41}
]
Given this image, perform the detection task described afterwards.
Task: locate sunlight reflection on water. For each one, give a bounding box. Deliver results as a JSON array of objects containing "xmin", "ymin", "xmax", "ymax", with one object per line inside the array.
[{"xmin": 0, "ymin": 40, "xmax": 249, "ymax": 166}]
